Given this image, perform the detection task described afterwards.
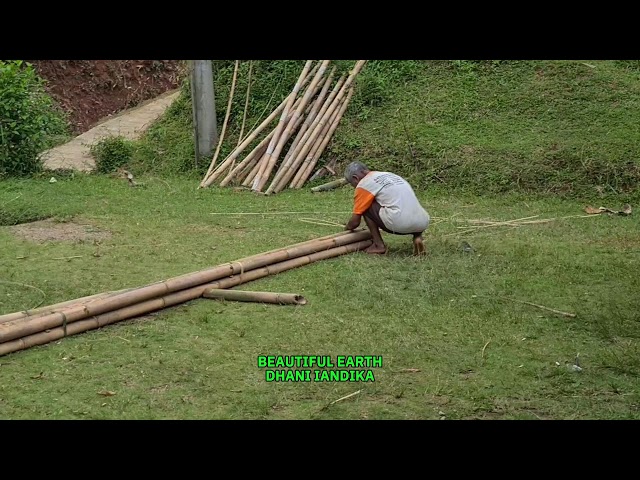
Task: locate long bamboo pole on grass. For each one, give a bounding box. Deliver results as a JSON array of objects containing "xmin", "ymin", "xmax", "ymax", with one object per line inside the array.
[
  {"xmin": 265, "ymin": 66, "xmax": 337, "ymax": 195},
  {"xmin": 292, "ymin": 85, "xmax": 356, "ymax": 188},
  {"xmin": 251, "ymin": 61, "xmax": 313, "ymax": 192},
  {"xmin": 0, "ymin": 239, "xmax": 372, "ymax": 357},
  {"xmin": 199, "ymin": 62, "xmax": 318, "ymax": 189},
  {"xmin": 269, "ymin": 75, "xmax": 347, "ymax": 193},
  {"xmin": 200, "ymin": 60, "xmax": 240, "ymax": 185},
  {"xmin": 203, "ymin": 289, "xmax": 307, "ymax": 305},
  {"xmin": 0, "ymin": 288, "xmax": 132, "ymax": 324},
  {"xmin": 0, "ymin": 230, "xmax": 371, "ymax": 344},
  {"xmin": 252, "ymin": 61, "xmax": 331, "ymax": 192}
]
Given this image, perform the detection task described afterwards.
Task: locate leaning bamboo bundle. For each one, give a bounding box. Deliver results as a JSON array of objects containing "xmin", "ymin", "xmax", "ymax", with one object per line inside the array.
[
  {"xmin": 265, "ymin": 66, "xmax": 337, "ymax": 195},
  {"xmin": 203, "ymin": 289, "xmax": 307, "ymax": 305},
  {"xmin": 199, "ymin": 61, "xmax": 320, "ymax": 189},
  {"xmin": 268, "ymin": 75, "xmax": 347, "ymax": 193},
  {"xmin": 291, "ymin": 85, "xmax": 356, "ymax": 188},
  {"xmin": 0, "ymin": 230, "xmax": 371, "ymax": 344},
  {"xmin": 252, "ymin": 61, "xmax": 331, "ymax": 192},
  {"xmin": 251, "ymin": 61, "xmax": 314, "ymax": 192},
  {"xmin": 0, "ymin": 237, "xmax": 372, "ymax": 357},
  {"xmin": 210, "ymin": 66, "xmax": 324, "ymax": 187},
  {"xmin": 225, "ymin": 84, "xmax": 320, "ymax": 187}
]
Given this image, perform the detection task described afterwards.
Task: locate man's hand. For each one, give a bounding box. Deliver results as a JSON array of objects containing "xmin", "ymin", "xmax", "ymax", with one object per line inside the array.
[{"xmin": 345, "ymin": 214, "xmax": 362, "ymax": 231}]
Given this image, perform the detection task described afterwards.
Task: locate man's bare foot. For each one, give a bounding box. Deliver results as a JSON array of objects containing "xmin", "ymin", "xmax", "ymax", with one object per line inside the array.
[
  {"xmin": 413, "ymin": 236, "xmax": 426, "ymax": 256},
  {"xmin": 365, "ymin": 243, "xmax": 388, "ymax": 255}
]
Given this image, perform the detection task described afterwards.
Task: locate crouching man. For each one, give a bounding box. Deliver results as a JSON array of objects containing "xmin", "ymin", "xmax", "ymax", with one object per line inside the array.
[{"xmin": 343, "ymin": 161, "xmax": 430, "ymax": 255}]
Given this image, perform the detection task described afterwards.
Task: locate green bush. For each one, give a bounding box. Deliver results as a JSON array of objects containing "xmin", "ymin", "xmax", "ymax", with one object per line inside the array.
[
  {"xmin": 0, "ymin": 60, "xmax": 69, "ymax": 177},
  {"xmin": 90, "ymin": 136, "xmax": 135, "ymax": 173}
]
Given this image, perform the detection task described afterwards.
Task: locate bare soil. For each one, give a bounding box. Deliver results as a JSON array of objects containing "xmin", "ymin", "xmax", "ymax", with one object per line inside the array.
[
  {"xmin": 28, "ymin": 60, "xmax": 184, "ymax": 135},
  {"xmin": 8, "ymin": 219, "xmax": 112, "ymax": 244}
]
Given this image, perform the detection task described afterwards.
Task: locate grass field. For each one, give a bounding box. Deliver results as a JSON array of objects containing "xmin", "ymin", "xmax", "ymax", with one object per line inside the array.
[{"xmin": 1, "ymin": 175, "xmax": 638, "ymax": 419}]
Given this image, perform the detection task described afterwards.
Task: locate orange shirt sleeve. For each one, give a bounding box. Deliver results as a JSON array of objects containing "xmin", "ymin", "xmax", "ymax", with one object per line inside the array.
[{"xmin": 353, "ymin": 187, "xmax": 374, "ymax": 215}]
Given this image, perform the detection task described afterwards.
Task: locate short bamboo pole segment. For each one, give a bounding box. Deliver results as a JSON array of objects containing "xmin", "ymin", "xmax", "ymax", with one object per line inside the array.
[
  {"xmin": 199, "ymin": 61, "xmax": 318, "ymax": 189},
  {"xmin": 252, "ymin": 61, "xmax": 331, "ymax": 193},
  {"xmin": 0, "ymin": 239, "xmax": 372, "ymax": 357},
  {"xmin": 310, "ymin": 178, "xmax": 348, "ymax": 193},
  {"xmin": 251, "ymin": 61, "xmax": 313, "ymax": 191},
  {"xmin": 203, "ymin": 289, "xmax": 307, "ymax": 305},
  {"xmin": 265, "ymin": 66, "xmax": 337, "ymax": 195},
  {"xmin": 241, "ymin": 157, "xmax": 263, "ymax": 186},
  {"xmin": 0, "ymin": 230, "xmax": 372, "ymax": 344},
  {"xmin": 270, "ymin": 75, "xmax": 347, "ymax": 194},
  {"xmin": 200, "ymin": 60, "xmax": 239, "ymax": 185},
  {"xmin": 292, "ymin": 85, "xmax": 356, "ymax": 189}
]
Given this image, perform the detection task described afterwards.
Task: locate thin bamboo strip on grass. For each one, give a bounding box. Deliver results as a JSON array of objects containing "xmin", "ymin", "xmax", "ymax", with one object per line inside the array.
[
  {"xmin": 0, "ymin": 230, "xmax": 372, "ymax": 344},
  {"xmin": 266, "ymin": 66, "xmax": 337, "ymax": 195},
  {"xmin": 252, "ymin": 61, "xmax": 331, "ymax": 192},
  {"xmin": 292, "ymin": 85, "xmax": 356, "ymax": 188},
  {"xmin": 199, "ymin": 61, "xmax": 319, "ymax": 189},
  {"xmin": 270, "ymin": 75, "xmax": 347, "ymax": 193},
  {"xmin": 200, "ymin": 60, "xmax": 240, "ymax": 186},
  {"xmin": 251, "ymin": 61, "xmax": 314, "ymax": 191},
  {"xmin": 203, "ymin": 289, "xmax": 307, "ymax": 305},
  {"xmin": 0, "ymin": 239, "xmax": 372, "ymax": 357}
]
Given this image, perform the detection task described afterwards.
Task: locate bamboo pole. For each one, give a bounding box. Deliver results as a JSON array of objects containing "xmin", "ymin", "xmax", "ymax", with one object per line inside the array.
[
  {"xmin": 0, "ymin": 230, "xmax": 371, "ymax": 344},
  {"xmin": 200, "ymin": 60, "xmax": 240, "ymax": 186},
  {"xmin": 241, "ymin": 157, "xmax": 264, "ymax": 186},
  {"xmin": 199, "ymin": 61, "xmax": 318, "ymax": 189},
  {"xmin": 251, "ymin": 61, "xmax": 313, "ymax": 192},
  {"xmin": 310, "ymin": 178, "xmax": 348, "ymax": 193},
  {"xmin": 266, "ymin": 66, "xmax": 337, "ymax": 195},
  {"xmin": 237, "ymin": 61, "xmax": 253, "ymax": 147},
  {"xmin": 203, "ymin": 289, "xmax": 307, "ymax": 305},
  {"xmin": 270, "ymin": 75, "xmax": 347, "ymax": 194},
  {"xmin": 0, "ymin": 289, "xmax": 132, "ymax": 324},
  {"xmin": 0, "ymin": 239, "xmax": 372, "ymax": 357},
  {"xmin": 252, "ymin": 61, "xmax": 331, "ymax": 193},
  {"xmin": 292, "ymin": 85, "xmax": 356, "ymax": 188}
]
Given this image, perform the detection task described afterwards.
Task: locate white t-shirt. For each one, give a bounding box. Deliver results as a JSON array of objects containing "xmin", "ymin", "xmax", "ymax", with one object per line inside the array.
[{"xmin": 353, "ymin": 171, "xmax": 430, "ymax": 233}]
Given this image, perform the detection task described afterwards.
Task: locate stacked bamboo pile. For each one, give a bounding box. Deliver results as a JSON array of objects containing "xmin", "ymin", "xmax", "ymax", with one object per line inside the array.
[
  {"xmin": 0, "ymin": 230, "xmax": 372, "ymax": 357},
  {"xmin": 199, "ymin": 60, "xmax": 366, "ymax": 193}
]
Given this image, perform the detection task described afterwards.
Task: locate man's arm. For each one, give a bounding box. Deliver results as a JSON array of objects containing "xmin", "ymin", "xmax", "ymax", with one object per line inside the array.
[{"xmin": 345, "ymin": 213, "xmax": 362, "ymax": 231}]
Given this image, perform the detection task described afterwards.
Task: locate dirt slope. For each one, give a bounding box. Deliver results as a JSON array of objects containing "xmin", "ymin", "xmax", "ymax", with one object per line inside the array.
[{"xmin": 28, "ymin": 60, "xmax": 184, "ymax": 135}]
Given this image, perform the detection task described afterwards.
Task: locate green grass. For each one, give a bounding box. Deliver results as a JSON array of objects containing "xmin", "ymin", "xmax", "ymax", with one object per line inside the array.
[
  {"xmin": 129, "ymin": 60, "xmax": 640, "ymax": 199},
  {"xmin": 1, "ymin": 175, "xmax": 639, "ymax": 419}
]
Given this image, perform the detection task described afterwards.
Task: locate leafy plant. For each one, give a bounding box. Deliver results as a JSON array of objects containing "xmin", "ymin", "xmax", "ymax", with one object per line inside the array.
[
  {"xmin": 90, "ymin": 135, "xmax": 135, "ymax": 173},
  {"xmin": 0, "ymin": 60, "xmax": 69, "ymax": 177}
]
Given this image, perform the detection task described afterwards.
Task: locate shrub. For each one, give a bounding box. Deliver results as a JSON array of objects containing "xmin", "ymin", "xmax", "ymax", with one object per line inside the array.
[
  {"xmin": 90, "ymin": 135, "xmax": 135, "ymax": 173},
  {"xmin": 0, "ymin": 60, "xmax": 69, "ymax": 177}
]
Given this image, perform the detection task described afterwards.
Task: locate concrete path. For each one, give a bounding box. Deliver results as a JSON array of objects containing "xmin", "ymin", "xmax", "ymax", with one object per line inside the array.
[{"xmin": 40, "ymin": 90, "xmax": 181, "ymax": 172}]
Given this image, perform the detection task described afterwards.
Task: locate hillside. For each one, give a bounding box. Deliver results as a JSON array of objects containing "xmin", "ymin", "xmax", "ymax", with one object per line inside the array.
[
  {"xmin": 29, "ymin": 60, "xmax": 184, "ymax": 135},
  {"xmin": 129, "ymin": 60, "xmax": 640, "ymax": 199}
]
